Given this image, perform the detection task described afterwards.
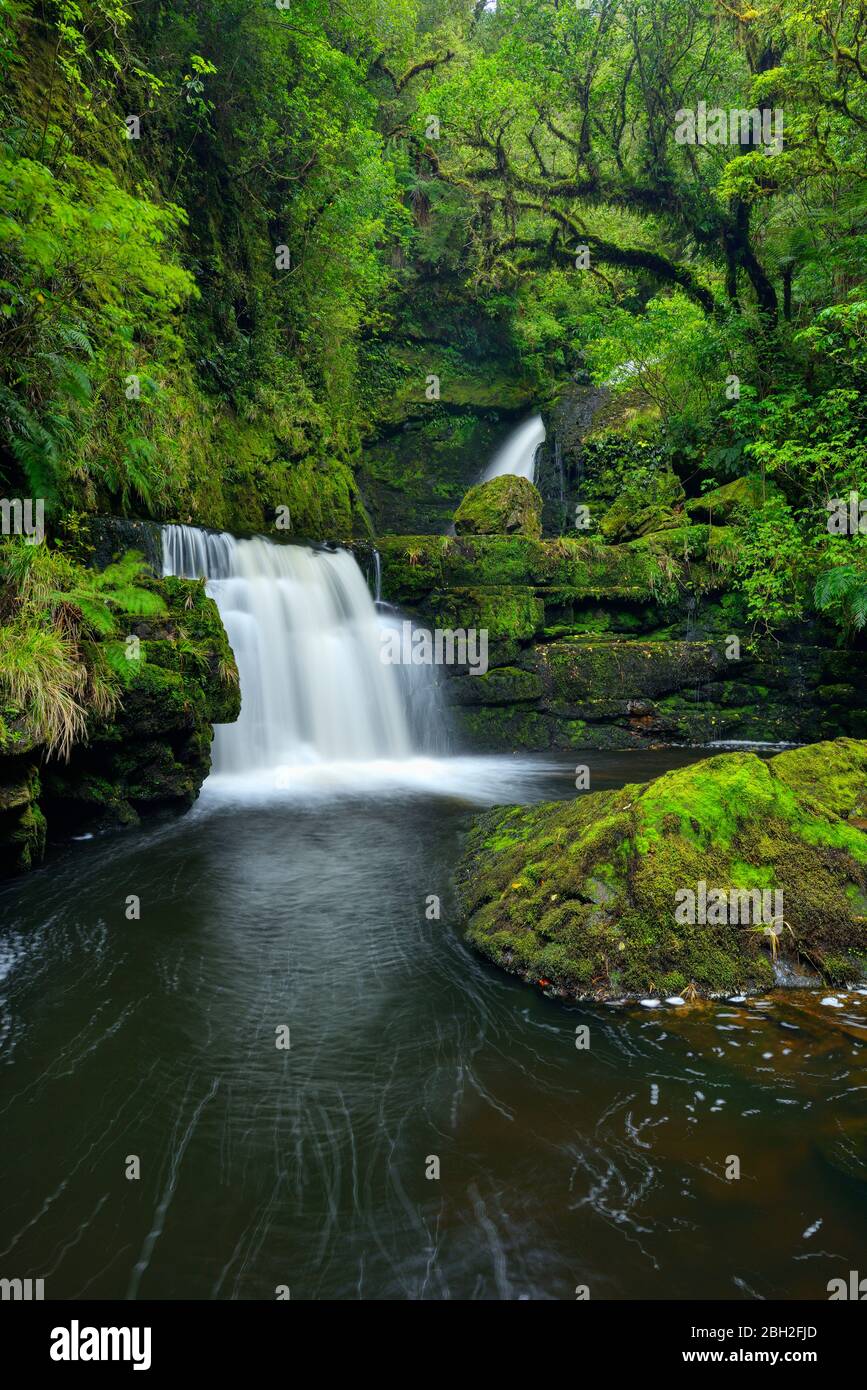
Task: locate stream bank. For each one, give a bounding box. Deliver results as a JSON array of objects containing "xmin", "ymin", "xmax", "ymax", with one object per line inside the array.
[
  {"xmin": 363, "ymin": 529, "xmax": 864, "ymax": 751},
  {"xmin": 0, "ymin": 561, "xmax": 239, "ymax": 876}
]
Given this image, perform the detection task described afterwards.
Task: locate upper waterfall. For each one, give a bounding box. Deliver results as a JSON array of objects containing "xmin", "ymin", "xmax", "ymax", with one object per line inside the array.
[
  {"xmin": 483, "ymin": 413, "xmax": 546, "ymax": 484},
  {"xmin": 163, "ymin": 525, "xmax": 413, "ymax": 775}
]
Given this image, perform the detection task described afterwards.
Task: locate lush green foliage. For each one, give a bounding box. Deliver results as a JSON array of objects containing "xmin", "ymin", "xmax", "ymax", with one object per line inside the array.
[
  {"xmin": 0, "ymin": 0, "xmax": 434, "ymax": 529},
  {"xmin": 0, "ymin": 539, "xmax": 164, "ymax": 756},
  {"xmin": 418, "ymin": 0, "xmax": 867, "ymax": 640},
  {"xmin": 1, "ymin": 0, "xmax": 866, "ymax": 644}
]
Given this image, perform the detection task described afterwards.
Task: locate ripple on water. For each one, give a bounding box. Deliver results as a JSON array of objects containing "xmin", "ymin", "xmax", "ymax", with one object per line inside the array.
[{"xmin": 1, "ymin": 767, "xmax": 866, "ymax": 1299}]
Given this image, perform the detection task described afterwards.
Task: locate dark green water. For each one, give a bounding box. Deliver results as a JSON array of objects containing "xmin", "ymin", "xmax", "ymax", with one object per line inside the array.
[{"xmin": 1, "ymin": 750, "xmax": 866, "ymax": 1300}]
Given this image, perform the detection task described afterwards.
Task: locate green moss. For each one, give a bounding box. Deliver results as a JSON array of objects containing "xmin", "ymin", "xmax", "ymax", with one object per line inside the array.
[
  {"xmin": 367, "ymin": 532, "xmax": 862, "ymax": 756},
  {"xmin": 1, "ymin": 763, "xmax": 48, "ymax": 873},
  {"xmin": 685, "ymin": 475, "xmax": 774, "ymax": 524},
  {"xmin": 427, "ymin": 586, "xmax": 544, "ymax": 641},
  {"xmin": 451, "ymin": 706, "xmax": 552, "ymax": 751},
  {"xmin": 17, "ymin": 572, "xmax": 243, "ymax": 860},
  {"xmin": 539, "ymin": 637, "xmax": 728, "ymax": 706},
  {"xmin": 369, "ymin": 537, "xmax": 446, "ymax": 600},
  {"xmin": 371, "ymin": 533, "xmax": 686, "ymax": 605},
  {"xmin": 446, "ymin": 666, "xmax": 543, "ymax": 706},
  {"xmin": 599, "ymin": 471, "xmax": 685, "ymax": 541},
  {"xmin": 457, "ymin": 738, "xmax": 867, "ymax": 1002},
  {"xmin": 361, "ymin": 416, "xmax": 501, "ymax": 532},
  {"xmin": 454, "ymin": 475, "xmax": 543, "ymax": 539},
  {"xmin": 772, "ymin": 739, "xmax": 867, "ymax": 822},
  {"xmin": 10, "ymin": 801, "xmax": 47, "ymax": 871}
]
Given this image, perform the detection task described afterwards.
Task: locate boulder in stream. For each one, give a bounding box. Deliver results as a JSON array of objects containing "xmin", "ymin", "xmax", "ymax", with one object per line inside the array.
[{"xmin": 457, "ymin": 738, "xmax": 867, "ymax": 1001}]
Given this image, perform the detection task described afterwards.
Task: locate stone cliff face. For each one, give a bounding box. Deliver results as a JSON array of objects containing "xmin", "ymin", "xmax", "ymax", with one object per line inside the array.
[
  {"xmin": 357, "ymin": 292, "xmax": 536, "ymax": 535},
  {"xmin": 363, "ymin": 528, "xmax": 865, "ymax": 752},
  {"xmin": 536, "ymin": 381, "xmax": 609, "ymax": 536}
]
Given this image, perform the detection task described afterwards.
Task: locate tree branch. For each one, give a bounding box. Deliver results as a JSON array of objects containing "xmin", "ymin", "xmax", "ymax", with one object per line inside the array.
[{"xmin": 375, "ymin": 51, "xmax": 455, "ymax": 94}]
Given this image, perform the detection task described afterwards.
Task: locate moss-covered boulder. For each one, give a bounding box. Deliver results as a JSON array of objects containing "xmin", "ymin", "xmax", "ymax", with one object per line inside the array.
[
  {"xmin": 454, "ymin": 475, "xmax": 543, "ymax": 539},
  {"xmin": 599, "ymin": 471, "xmax": 685, "ymax": 541},
  {"xmin": 457, "ymin": 738, "xmax": 867, "ymax": 1001},
  {"xmin": 685, "ymin": 475, "xmax": 770, "ymax": 524}
]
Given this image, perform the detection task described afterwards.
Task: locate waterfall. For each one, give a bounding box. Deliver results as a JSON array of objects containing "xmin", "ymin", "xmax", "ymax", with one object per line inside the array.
[
  {"xmin": 372, "ymin": 548, "xmax": 383, "ymax": 605},
  {"xmin": 162, "ymin": 525, "xmax": 414, "ymax": 775},
  {"xmin": 483, "ymin": 413, "xmax": 546, "ymax": 484}
]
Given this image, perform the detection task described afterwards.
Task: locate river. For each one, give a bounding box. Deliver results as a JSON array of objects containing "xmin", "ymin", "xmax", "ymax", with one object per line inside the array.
[
  {"xmin": 2, "ymin": 747, "xmax": 866, "ymax": 1300},
  {"xmin": 1, "ymin": 527, "xmax": 865, "ymax": 1301}
]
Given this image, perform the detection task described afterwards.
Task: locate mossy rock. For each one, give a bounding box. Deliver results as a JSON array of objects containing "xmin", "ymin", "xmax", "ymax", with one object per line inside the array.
[
  {"xmin": 451, "ymin": 705, "xmax": 553, "ymax": 751},
  {"xmin": 0, "ymin": 759, "xmax": 40, "ymax": 813},
  {"xmin": 425, "ymin": 586, "xmax": 544, "ymax": 642},
  {"xmin": 446, "ymin": 666, "xmax": 544, "ymax": 707},
  {"xmin": 599, "ymin": 471, "xmax": 685, "ymax": 541},
  {"xmin": 0, "ymin": 715, "xmax": 39, "ymax": 760},
  {"xmin": 365, "ymin": 537, "xmax": 446, "ymax": 600},
  {"xmin": 536, "ymin": 637, "xmax": 729, "ymax": 708},
  {"xmin": 9, "ymin": 800, "xmax": 47, "ymax": 872},
  {"xmin": 457, "ymin": 738, "xmax": 867, "ymax": 1001},
  {"xmin": 31, "ymin": 573, "xmax": 242, "ymax": 856},
  {"xmin": 0, "ymin": 763, "xmax": 46, "ymax": 874},
  {"xmin": 686, "ymin": 475, "xmax": 772, "ymax": 524},
  {"xmin": 370, "ymin": 532, "xmax": 696, "ymax": 606},
  {"xmin": 600, "ymin": 501, "xmax": 679, "ymax": 541},
  {"xmin": 453, "ymin": 475, "xmax": 543, "ymax": 539}
]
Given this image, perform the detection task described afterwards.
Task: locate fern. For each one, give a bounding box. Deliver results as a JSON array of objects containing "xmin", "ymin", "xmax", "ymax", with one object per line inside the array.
[
  {"xmin": 90, "ymin": 552, "xmax": 167, "ymax": 619},
  {"xmin": 814, "ymin": 564, "xmax": 867, "ymax": 632},
  {"xmin": 56, "ymin": 324, "xmax": 94, "ymax": 358},
  {"xmin": 0, "ymin": 540, "xmax": 167, "ymax": 757},
  {"xmin": 100, "ymin": 638, "xmax": 146, "ymax": 684},
  {"xmin": 0, "ymin": 387, "xmax": 64, "ymax": 503}
]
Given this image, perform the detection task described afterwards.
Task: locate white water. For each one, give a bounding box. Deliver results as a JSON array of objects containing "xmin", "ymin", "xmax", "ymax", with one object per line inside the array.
[
  {"xmin": 161, "ymin": 524, "xmax": 560, "ymax": 800},
  {"xmin": 483, "ymin": 413, "xmax": 546, "ymax": 483},
  {"xmin": 162, "ymin": 525, "xmax": 412, "ymax": 775}
]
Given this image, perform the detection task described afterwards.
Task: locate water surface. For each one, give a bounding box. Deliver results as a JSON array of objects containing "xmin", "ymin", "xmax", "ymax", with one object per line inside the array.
[{"xmin": 1, "ymin": 751, "xmax": 865, "ymax": 1300}]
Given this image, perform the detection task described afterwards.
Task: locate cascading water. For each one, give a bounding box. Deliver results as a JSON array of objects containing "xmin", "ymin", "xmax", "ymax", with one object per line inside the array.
[
  {"xmin": 483, "ymin": 413, "xmax": 546, "ymax": 483},
  {"xmin": 163, "ymin": 525, "xmax": 413, "ymax": 774}
]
